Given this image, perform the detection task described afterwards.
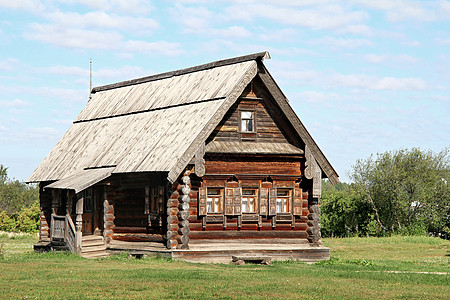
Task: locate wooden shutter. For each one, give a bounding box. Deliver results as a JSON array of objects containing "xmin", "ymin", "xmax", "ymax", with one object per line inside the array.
[
  {"xmin": 224, "ymin": 188, "xmax": 234, "ymax": 215},
  {"xmin": 144, "ymin": 186, "xmax": 150, "ymax": 214},
  {"xmin": 293, "ymin": 188, "xmax": 302, "ymax": 216},
  {"xmin": 233, "ymin": 187, "xmax": 242, "ymax": 215},
  {"xmin": 259, "ymin": 188, "xmax": 269, "ymax": 216},
  {"xmin": 268, "ymin": 188, "xmax": 277, "ymax": 216},
  {"xmin": 198, "ymin": 187, "xmax": 207, "ymax": 216}
]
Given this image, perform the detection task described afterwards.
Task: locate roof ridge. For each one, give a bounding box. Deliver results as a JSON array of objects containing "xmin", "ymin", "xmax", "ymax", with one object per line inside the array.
[{"xmin": 91, "ymin": 51, "xmax": 270, "ymax": 93}]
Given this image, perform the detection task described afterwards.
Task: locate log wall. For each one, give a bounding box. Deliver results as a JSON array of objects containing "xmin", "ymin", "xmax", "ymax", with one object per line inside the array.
[
  {"xmin": 185, "ymin": 173, "xmax": 310, "ymax": 242},
  {"xmin": 38, "ymin": 182, "xmax": 53, "ymax": 242}
]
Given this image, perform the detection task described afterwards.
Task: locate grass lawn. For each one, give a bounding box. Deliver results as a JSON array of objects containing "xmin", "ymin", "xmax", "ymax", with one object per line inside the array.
[{"xmin": 0, "ymin": 233, "xmax": 448, "ymax": 299}]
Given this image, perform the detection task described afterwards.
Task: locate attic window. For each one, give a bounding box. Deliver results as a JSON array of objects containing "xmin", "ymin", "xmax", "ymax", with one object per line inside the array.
[{"xmin": 240, "ymin": 111, "xmax": 254, "ymax": 132}]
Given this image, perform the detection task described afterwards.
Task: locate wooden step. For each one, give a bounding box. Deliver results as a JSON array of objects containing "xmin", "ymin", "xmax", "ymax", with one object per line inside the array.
[
  {"xmin": 82, "ymin": 245, "xmax": 107, "ymax": 253},
  {"xmin": 82, "ymin": 235, "xmax": 104, "ymax": 242},
  {"xmin": 82, "ymin": 239, "xmax": 105, "ymax": 247},
  {"xmin": 81, "ymin": 235, "xmax": 109, "ymax": 258}
]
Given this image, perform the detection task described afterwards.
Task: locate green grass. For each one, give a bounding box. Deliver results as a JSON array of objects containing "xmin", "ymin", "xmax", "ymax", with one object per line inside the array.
[{"xmin": 0, "ymin": 234, "xmax": 448, "ymax": 299}]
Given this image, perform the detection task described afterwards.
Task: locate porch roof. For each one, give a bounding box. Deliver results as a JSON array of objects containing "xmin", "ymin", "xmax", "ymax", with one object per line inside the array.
[{"xmin": 43, "ymin": 167, "xmax": 114, "ymax": 193}]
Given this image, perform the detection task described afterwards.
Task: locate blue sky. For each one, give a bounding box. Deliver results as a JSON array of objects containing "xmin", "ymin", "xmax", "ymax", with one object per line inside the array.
[{"xmin": 0, "ymin": 0, "xmax": 449, "ymax": 183}]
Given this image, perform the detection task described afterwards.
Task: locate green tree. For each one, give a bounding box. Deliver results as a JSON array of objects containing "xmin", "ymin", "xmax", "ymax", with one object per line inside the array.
[
  {"xmin": 321, "ymin": 181, "xmax": 373, "ymax": 237},
  {"xmin": 0, "ymin": 167, "xmax": 38, "ymax": 215},
  {"xmin": 0, "ymin": 165, "xmax": 40, "ymax": 232},
  {"xmin": 350, "ymin": 147, "xmax": 450, "ymax": 235}
]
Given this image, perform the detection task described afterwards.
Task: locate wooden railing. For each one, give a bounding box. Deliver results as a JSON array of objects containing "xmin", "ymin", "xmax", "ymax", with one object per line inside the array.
[
  {"xmin": 50, "ymin": 214, "xmax": 80, "ymax": 254},
  {"xmin": 65, "ymin": 214, "xmax": 77, "ymax": 253}
]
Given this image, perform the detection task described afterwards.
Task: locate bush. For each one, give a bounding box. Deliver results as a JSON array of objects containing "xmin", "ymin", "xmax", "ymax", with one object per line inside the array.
[
  {"xmin": 0, "ymin": 211, "xmax": 16, "ymax": 232},
  {"xmin": 16, "ymin": 200, "xmax": 40, "ymax": 233},
  {"xmin": 0, "ymin": 200, "xmax": 40, "ymax": 233}
]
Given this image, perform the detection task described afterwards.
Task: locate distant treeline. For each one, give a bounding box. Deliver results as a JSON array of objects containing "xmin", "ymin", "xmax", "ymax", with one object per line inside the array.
[
  {"xmin": 0, "ymin": 165, "xmax": 39, "ymax": 233},
  {"xmin": 321, "ymin": 147, "xmax": 450, "ymax": 237}
]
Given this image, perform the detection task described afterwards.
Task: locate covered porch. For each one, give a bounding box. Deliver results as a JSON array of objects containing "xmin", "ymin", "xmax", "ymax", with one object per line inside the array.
[{"xmin": 34, "ymin": 169, "xmax": 168, "ymax": 258}]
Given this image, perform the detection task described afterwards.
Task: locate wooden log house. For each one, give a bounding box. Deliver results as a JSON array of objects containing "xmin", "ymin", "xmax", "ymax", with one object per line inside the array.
[{"xmin": 28, "ymin": 52, "xmax": 339, "ymax": 262}]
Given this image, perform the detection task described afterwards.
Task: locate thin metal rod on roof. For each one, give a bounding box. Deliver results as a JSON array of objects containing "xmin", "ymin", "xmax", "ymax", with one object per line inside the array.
[{"xmin": 89, "ymin": 58, "xmax": 92, "ymax": 100}]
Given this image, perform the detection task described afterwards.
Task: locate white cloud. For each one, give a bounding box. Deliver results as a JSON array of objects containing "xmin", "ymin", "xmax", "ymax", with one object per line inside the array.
[
  {"xmin": 364, "ymin": 54, "xmax": 418, "ymax": 64},
  {"xmin": 124, "ymin": 40, "xmax": 184, "ymax": 56},
  {"xmin": 48, "ymin": 65, "xmax": 88, "ymax": 77},
  {"xmin": 25, "ymin": 24, "xmax": 183, "ymax": 56},
  {"xmin": 93, "ymin": 65, "xmax": 148, "ymax": 80},
  {"xmin": 364, "ymin": 54, "xmax": 386, "ymax": 63},
  {"xmin": 26, "ymin": 24, "xmax": 123, "ymax": 49},
  {"xmin": 213, "ymin": 26, "xmax": 251, "ymax": 39},
  {"xmin": 58, "ymin": 0, "xmax": 153, "ymax": 15},
  {"xmin": 0, "ymin": 0, "xmax": 44, "ymax": 12},
  {"xmin": 257, "ymin": 28, "xmax": 298, "ymax": 42},
  {"xmin": 353, "ymin": 0, "xmax": 437, "ymax": 22},
  {"xmin": 0, "ymin": 99, "xmax": 29, "ymax": 108},
  {"xmin": 435, "ymin": 38, "xmax": 450, "ymax": 45},
  {"xmin": 0, "ymin": 58, "xmax": 20, "ymax": 71},
  {"xmin": 224, "ymin": 3, "xmax": 368, "ymax": 31},
  {"xmin": 297, "ymin": 91, "xmax": 341, "ymax": 103},
  {"xmin": 329, "ymin": 73, "xmax": 427, "ymax": 91},
  {"xmin": 373, "ymin": 77, "xmax": 426, "ymax": 90},
  {"xmin": 170, "ymin": 4, "xmax": 213, "ymax": 32},
  {"xmin": 47, "ymin": 11, "xmax": 158, "ymax": 35},
  {"xmin": 311, "ymin": 36, "xmax": 373, "ymax": 49},
  {"xmin": 274, "ymin": 64, "xmax": 428, "ymax": 91}
]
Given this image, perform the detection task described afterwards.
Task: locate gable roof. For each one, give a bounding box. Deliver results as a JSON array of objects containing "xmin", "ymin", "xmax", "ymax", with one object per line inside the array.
[{"xmin": 28, "ymin": 51, "xmax": 338, "ymax": 186}]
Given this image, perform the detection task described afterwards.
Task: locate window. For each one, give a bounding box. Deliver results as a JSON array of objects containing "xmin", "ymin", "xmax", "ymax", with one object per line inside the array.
[
  {"xmin": 240, "ymin": 111, "xmax": 254, "ymax": 132},
  {"xmin": 84, "ymin": 188, "xmax": 93, "ymax": 213},
  {"xmin": 276, "ymin": 189, "xmax": 291, "ymax": 213},
  {"xmin": 242, "ymin": 188, "xmax": 258, "ymax": 213},
  {"xmin": 207, "ymin": 188, "xmax": 223, "ymax": 213}
]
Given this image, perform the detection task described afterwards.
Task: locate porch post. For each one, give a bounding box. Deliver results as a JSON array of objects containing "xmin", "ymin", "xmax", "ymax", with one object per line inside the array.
[
  {"xmin": 75, "ymin": 194, "xmax": 83, "ymax": 253},
  {"xmin": 67, "ymin": 190, "xmax": 74, "ymax": 215},
  {"xmin": 51, "ymin": 190, "xmax": 59, "ymax": 215},
  {"xmin": 50, "ymin": 190, "xmax": 60, "ymax": 239}
]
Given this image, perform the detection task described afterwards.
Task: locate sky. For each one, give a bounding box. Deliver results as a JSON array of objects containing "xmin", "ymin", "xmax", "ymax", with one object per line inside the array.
[{"xmin": 0, "ymin": 0, "xmax": 449, "ymax": 183}]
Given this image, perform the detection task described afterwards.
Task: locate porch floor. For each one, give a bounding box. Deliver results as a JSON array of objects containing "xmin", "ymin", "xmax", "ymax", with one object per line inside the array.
[{"xmin": 107, "ymin": 239, "xmax": 330, "ymax": 264}]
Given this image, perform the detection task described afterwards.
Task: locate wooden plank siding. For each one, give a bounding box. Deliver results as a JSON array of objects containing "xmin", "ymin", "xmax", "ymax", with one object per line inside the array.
[
  {"xmin": 207, "ymin": 97, "xmax": 291, "ymax": 144},
  {"xmin": 204, "ymin": 157, "xmax": 301, "ymax": 176}
]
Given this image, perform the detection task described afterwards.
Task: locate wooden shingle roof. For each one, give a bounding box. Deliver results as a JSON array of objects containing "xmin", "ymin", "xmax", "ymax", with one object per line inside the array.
[{"xmin": 28, "ymin": 51, "xmax": 339, "ymax": 185}]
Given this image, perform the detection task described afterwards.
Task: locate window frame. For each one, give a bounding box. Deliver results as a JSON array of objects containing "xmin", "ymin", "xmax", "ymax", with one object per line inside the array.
[
  {"xmin": 275, "ymin": 188, "xmax": 292, "ymax": 214},
  {"xmin": 239, "ymin": 110, "xmax": 256, "ymax": 133},
  {"xmin": 206, "ymin": 187, "xmax": 224, "ymax": 214},
  {"xmin": 241, "ymin": 187, "xmax": 258, "ymax": 214}
]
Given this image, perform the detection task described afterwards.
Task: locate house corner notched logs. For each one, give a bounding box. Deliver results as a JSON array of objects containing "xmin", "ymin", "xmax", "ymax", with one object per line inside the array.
[
  {"xmin": 166, "ymin": 182, "xmax": 180, "ymax": 249},
  {"xmin": 103, "ymin": 187, "xmax": 115, "ymax": 245},
  {"xmin": 305, "ymin": 145, "xmax": 323, "ymax": 246},
  {"xmin": 38, "ymin": 183, "xmax": 52, "ymax": 242},
  {"xmin": 176, "ymin": 170, "xmax": 191, "ymax": 249}
]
